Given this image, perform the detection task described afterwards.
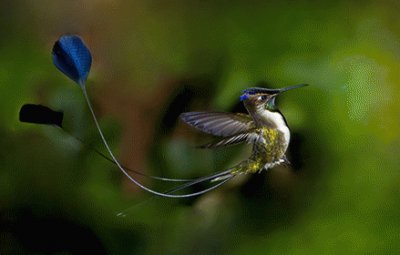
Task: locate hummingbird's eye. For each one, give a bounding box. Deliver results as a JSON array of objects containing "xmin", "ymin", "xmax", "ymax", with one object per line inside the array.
[{"xmin": 258, "ymin": 95, "xmax": 268, "ymax": 101}]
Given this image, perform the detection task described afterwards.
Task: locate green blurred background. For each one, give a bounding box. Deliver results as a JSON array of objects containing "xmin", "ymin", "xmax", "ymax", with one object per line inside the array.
[{"xmin": 1, "ymin": 0, "xmax": 400, "ymax": 254}]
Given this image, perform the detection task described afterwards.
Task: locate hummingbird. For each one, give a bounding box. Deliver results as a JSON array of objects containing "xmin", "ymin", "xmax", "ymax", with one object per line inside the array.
[{"xmin": 180, "ymin": 83, "xmax": 308, "ymax": 181}]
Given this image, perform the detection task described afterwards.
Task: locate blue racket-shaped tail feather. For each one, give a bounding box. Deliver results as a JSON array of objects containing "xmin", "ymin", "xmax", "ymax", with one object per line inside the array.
[{"xmin": 52, "ymin": 35, "xmax": 92, "ymax": 87}]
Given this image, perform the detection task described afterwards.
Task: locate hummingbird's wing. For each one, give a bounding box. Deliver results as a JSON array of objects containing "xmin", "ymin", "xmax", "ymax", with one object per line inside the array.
[
  {"xmin": 180, "ymin": 112, "xmax": 255, "ymax": 137},
  {"xmin": 198, "ymin": 130, "xmax": 260, "ymax": 149}
]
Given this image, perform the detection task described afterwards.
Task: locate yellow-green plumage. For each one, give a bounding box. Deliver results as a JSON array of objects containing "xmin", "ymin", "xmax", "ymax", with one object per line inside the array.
[{"xmin": 231, "ymin": 127, "xmax": 287, "ymax": 175}]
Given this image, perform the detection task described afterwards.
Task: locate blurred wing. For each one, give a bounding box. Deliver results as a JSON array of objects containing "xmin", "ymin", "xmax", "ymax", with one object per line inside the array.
[
  {"xmin": 180, "ymin": 112, "xmax": 254, "ymax": 137},
  {"xmin": 198, "ymin": 131, "xmax": 259, "ymax": 149}
]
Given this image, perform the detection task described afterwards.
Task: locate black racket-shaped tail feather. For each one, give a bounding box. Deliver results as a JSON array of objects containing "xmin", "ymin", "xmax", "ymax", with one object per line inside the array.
[{"xmin": 19, "ymin": 104, "xmax": 63, "ymax": 128}]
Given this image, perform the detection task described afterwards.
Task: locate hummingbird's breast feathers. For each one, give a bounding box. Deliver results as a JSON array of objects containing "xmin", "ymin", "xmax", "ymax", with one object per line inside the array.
[{"xmin": 256, "ymin": 109, "xmax": 290, "ymax": 145}]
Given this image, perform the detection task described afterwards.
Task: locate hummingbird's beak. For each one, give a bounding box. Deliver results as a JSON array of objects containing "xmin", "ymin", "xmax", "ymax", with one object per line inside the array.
[{"xmin": 275, "ymin": 83, "xmax": 308, "ymax": 94}]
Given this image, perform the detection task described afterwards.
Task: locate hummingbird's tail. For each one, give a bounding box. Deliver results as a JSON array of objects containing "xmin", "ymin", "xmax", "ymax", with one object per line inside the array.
[
  {"xmin": 163, "ymin": 168, "xmax": 235, "ymax": 195},
  {"xmin": 164, "ymin": 160, "xmax": 257, "ymax": 195}
]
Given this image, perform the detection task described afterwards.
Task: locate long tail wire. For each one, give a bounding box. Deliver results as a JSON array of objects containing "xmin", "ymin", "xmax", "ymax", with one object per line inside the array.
[
  {"xmin": 56, "ymin": 127, "xmax": 192, "ymax": 183},
  {"xmin": 81, "ymin": 86, "xmax": 232, "ymax": 198}
]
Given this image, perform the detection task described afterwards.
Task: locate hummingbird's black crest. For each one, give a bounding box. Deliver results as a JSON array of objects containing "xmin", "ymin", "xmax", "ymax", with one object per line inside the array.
[{"xmin": 240, "ymin": 84, "xmax": 308, "ymax": 101}]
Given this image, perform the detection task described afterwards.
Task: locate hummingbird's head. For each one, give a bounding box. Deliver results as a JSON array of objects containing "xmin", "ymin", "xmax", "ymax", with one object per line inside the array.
[
  {"xmin": 240, "ymin": 92, "xmax": 277, "ymax": 110},
  {"xmin": 240, "ymin": 83, "xmax": 308, "ymax": 110}
]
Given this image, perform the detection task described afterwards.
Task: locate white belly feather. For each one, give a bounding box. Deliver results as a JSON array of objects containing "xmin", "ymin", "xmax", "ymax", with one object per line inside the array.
[{"xmin": 258, "ymin": 110, "xmax": 290, "ymax": 147}]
